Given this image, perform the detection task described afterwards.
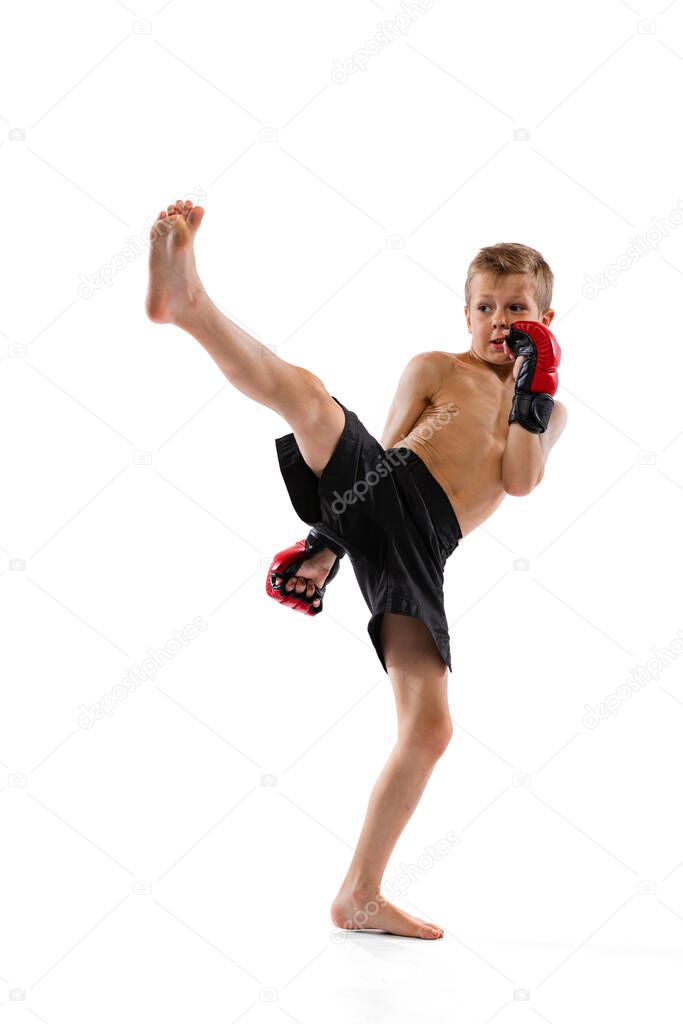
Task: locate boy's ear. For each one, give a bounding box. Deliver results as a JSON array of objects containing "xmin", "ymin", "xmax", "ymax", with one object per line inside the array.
[
  {"xmin": 464, "ymin": 305, "xmax": 471, "ymax": 330},
  {"xmin": 542, "ymin": 308, "xmax": 555, "ymax": 327}
]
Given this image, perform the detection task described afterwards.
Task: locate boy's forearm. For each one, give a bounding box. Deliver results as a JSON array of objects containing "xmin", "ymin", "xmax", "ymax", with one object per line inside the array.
[
  {"xmin": 501, "ymin": 424, "xmax": 543, "ymax": 495},
  {"xmin": 319, "ymin": 546, "xmax": 341, "ymax": 567}
]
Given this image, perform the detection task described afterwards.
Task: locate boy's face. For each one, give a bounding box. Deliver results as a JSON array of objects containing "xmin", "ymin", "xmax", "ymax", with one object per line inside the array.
[{"xmin": 464, "ymin": 272, "xmax": 554, "ymax": 368}]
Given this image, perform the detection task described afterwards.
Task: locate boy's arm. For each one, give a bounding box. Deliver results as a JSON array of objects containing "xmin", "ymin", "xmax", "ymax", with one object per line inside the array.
[
  {"xmin": 379, "ymin": 352, "xmax": 443, "ymax": 449},
  {"xmin": 503, "ymin": 399, "xmax": 568, "ymax": 495}
]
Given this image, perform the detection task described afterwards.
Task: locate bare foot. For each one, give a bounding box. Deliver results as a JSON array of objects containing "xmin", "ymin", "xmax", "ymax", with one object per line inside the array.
[
  {"xmin": 331, "ymin": 888, "xmax": 444, "ymax": 940},
  {"xmin": 274, "ymin": 547, "xmax": 338, "ymax": 610},
  {"xmin": 146, "ymin": 198, "xmax": 207, "ymax": 326}
]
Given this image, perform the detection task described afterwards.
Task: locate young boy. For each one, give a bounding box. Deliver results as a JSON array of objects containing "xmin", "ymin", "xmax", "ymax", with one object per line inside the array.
[{"xmin": 146, "ymin": 200, "xmax": 567, "ymax": 940}]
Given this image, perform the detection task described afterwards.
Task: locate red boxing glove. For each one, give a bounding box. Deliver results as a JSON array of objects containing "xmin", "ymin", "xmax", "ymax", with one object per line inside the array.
[
  {"xmin": 265, "ymin": 527, "xmax": 345, "ymax": 616},
  {"xmin": 505, "ymin": 321, "xmax": 561, "ymax": 434}
]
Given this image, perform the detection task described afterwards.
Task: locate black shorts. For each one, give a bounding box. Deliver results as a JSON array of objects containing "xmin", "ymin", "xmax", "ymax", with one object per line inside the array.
[{"xmin": 274, "ymin": 396, "xmax": 463, "ymax": 674}]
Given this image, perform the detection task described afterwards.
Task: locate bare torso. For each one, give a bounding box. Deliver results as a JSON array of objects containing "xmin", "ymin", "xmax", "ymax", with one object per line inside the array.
[{"xmin": 400, "ymin": 351, "xmax": 514, "ymax": 538}]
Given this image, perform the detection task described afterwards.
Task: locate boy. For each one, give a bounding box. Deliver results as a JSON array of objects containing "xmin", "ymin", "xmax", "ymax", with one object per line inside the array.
[{"xmin": 146, "ymin": 200, "xmax": 567, "ymax": 939}]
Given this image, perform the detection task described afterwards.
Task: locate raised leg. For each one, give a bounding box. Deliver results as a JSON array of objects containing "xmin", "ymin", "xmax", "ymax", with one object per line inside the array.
[
  {"xmin": 330, "ymin": 613, "xmax": 453, "ymax": 939},
  {"xmin": 145, "ymin": 199, "xmax": 345, "ymax": 476}
]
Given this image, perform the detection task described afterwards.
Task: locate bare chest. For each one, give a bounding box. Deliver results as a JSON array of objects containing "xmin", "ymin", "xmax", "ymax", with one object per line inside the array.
[{"xmin": 402, "ymin": 358, "xmax": 514, "ymax": 535}]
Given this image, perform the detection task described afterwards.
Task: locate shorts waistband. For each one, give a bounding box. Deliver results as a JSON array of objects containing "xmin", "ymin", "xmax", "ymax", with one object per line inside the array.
[{"xmin": 388, "ymin": 446, "xmax": 463, "ymax": 556}]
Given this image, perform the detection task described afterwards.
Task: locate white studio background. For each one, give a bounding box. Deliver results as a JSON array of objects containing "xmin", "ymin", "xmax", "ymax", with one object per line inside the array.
[{"xmin": 2, "ymin": 0, "xmax": 683, "ymax": 1021}]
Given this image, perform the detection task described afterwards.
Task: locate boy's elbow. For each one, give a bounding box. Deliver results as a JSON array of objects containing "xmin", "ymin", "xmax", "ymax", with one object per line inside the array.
[
  {"xmin": 504, "ymin": 481, "xmax": 534, "ymax": 497},
  {"xmin": 503, "ymin": 464, "xmax": 545, "ymax": 497},
  {"xmin": 504, "ymin": 473, "xmax": 543, "ymax": 497}
]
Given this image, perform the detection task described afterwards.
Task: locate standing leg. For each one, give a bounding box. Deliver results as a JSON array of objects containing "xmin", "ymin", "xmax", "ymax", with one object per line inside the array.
[
  {"xmin": 145, "ymin": 199, "xmax": 345, "ymax": 475},
  {"xmin": 330, "ymin": 613, "xmax": 453, "ymax": 939}
]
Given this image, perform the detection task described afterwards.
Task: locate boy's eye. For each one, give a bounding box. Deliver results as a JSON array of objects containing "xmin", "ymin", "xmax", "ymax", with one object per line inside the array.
[{"xmin": 477, "ymin": 304, "xmax": 526, "ymax": 312}]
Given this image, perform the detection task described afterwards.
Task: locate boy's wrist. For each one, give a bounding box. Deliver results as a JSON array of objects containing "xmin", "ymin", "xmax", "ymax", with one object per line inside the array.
[
  {"xmin": 307, "ymin": 527, "xmax": 346, "ymax": 562},
  {"xmin": 318, "ymin": 547, "xmax": 340, "ymax": 567}
]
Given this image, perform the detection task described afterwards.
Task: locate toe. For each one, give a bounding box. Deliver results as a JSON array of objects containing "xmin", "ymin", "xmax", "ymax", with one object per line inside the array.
[{"xmin": 188, "ymin": 205, "xmax": 205, "ymax": 230}]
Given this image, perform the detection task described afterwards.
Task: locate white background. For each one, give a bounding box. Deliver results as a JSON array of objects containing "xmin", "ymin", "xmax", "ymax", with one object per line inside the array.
[{"xmin": 2, "ymin": 0, "xmax": 683, "ymax": 1021}]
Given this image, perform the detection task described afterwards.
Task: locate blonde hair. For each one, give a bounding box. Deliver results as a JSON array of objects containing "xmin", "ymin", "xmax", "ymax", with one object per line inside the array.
[{"xmin": 464, "ymin": 242, "xmax": 554, "ymax": 315}]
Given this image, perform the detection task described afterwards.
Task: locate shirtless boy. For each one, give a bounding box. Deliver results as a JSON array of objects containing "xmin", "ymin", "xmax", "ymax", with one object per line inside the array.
[{"xmin": 146, "ymin": 199, "xmax": 567, "ymax": 940}]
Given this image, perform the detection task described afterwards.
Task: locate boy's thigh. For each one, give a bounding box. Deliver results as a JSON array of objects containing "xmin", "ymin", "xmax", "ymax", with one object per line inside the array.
[
  {"xmin": 265, "ymin": 363, "xmax": 346, "ymax": 479},
  {"xmin": 275, "ymin": 396, "xmax": 401, "ymax": 561},
  {"xmin": 318, "ymin": 420, "xmax": 403, "ymax": 559},
  {"xmin": 380, "ymin": 613, "xmax": 449, "ymax": 686},
  {"xmin": 291, "ymin": 391, "xmax": 346, "ymax": 479}
]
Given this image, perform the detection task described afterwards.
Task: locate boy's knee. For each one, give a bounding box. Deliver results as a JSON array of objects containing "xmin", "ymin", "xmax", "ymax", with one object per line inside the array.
[
  {"xmin": 402, "ymin": 714, "xmax": 453, "ymax": 759},
  {"xmin": 297, "ymin": 367, "xmax": 329, "ymax": 406},
  {"xmin": 279, "ymin": 365, "xmax": 329, "ymax": 418},
  {"xmin": 282, "ymin": 366, "xmax": 337, "ymax": 434}
]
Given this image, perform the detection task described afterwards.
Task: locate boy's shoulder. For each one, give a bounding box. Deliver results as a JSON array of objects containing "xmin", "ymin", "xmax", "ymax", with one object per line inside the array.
[
  {"xmin": 407, "ymin": 349, "xmax": 461, "ymax": 374},
  {"xmin": 401, "ymin": 350, "xmax": 459, "ymax": 393},
  {"xmin": 409, "ymin": 348, "xmax": 454, "ymax": 360}
]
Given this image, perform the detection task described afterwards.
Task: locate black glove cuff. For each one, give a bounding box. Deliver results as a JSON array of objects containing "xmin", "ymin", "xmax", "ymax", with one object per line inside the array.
[
  {"xmin": 508, "ymin": 391, "xmax": 554, "ymax": 434},
  {"xmin": 306, "ymin": 527, "xmax": 346, "ymax": 560}
]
